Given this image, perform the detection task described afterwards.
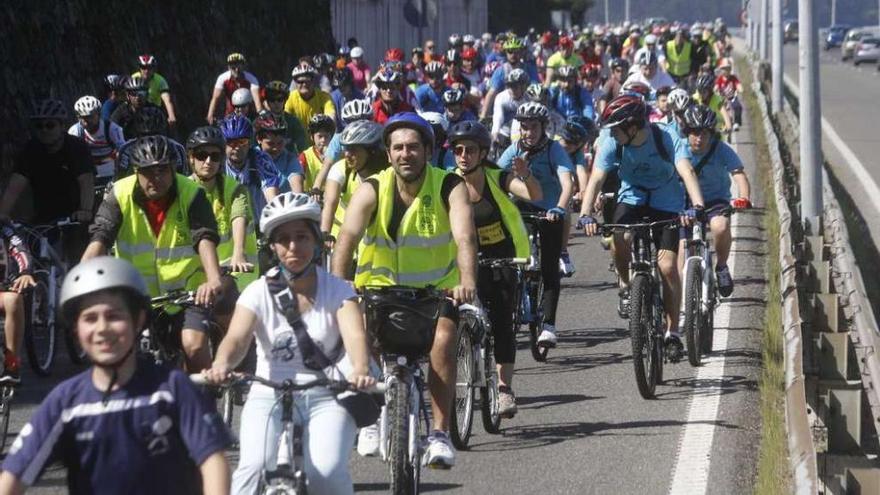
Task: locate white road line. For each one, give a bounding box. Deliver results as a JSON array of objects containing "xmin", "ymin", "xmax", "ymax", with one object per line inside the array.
[
  {"xmin": 668, "ymin": 135, "xmax": 745, "ymax": 495},
  {"xmin": 782, "ymin": 73, "xmax": 880, "ymax": 216}
]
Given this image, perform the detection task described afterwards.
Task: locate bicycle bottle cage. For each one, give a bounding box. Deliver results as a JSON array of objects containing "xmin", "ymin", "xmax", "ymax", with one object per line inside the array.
[{"xmin": 363, "ymin": 288, "xmax": 443, "ymax": 358}]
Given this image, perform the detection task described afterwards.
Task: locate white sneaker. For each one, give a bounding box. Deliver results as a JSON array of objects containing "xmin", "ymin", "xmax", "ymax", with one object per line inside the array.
[
  {"xmin": 357, "ymin": 423, "xmax": 380, "ymax": 457},
  {"xmin": 422, "ymin": 431, "xmax": 455, "ymax": 469},
  {"xmin": 537, "ymin": 324, "xmax": 557, "ymax": 348},
  {"xmin": 559, "ymin": 251, "xmax": 575, "ymax": 278},
  {"xmin": 733, "ymin": 123, "xmax": 741, "ymax": 131}
]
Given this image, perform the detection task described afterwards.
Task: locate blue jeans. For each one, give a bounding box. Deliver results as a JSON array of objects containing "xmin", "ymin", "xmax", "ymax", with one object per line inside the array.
[{"xmin": 232, "ymin": 384, "xmax": 357, "ymax": 495}]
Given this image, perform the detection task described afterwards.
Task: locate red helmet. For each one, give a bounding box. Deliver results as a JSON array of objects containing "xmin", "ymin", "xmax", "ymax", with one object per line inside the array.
[
  {"xmin": 138, "ymin": 54, "xmax": 156, "ymax": 67},
  {"xmin": 461, "ymin": 47, "xmax": 478, "ymax": 60},
  {"xmin": 559, "ymin": 36, "xmax": 573, "ymax": 49},
  {"xmin": 601, "ymin": 95, "xmax": 647, "ymax": 129},
  {"xmin": 621, "ymin": 80, "xmax": 652, "ymax": 98},
  {"xmin": 580, "ymin": 64, "xmax": 601, "ymax": 80},
  {"xmin": 385, "ymin": 48, "xmax": 405, "ymax": 62}
]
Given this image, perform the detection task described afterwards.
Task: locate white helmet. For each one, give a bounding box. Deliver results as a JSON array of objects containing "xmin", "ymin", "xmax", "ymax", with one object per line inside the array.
[
  {"xmin": 418, "ymin": 111, "xmax": 449, "ymax": 133},
  {"xmin": 74, "ymin": 95, "xmax": 102, "ymax": 117},
  {"xmin": 341, "ymin": 98, "xmax": 374, "ymax": 123},
  {"xmin": 260, "ymin": 192, "xmax": 321, "ymax": 240},
  {"xmin": 231, "ymin": 87, "xmax": 253, "ymax": 107},
  {"xmin": 668, "ymin": 88, "xmax": 692, "ymax": 113},
  {"xmin": 351, "ymin": 46, "xmax": 364, "ymax": 58}
]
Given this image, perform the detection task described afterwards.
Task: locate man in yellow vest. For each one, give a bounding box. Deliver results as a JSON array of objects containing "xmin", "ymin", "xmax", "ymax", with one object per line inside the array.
[
  {"xmin": 664, "ymin": 28, "xmax": 693, "ymax": 85},
  {"xmin": 82, "ymin": 135, "xmax": 226, "ymax": 372},
  {"xmin": 332, "ymin": 112, "xmax": 477, "ymax": 469}
]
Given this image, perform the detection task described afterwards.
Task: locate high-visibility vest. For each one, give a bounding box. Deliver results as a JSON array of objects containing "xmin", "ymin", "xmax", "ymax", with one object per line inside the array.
[
  {"xmin": 196, "ymin": 174, "xmax": 259, "ymax": 289},
  {"xmin": 301, "ymin": 146, "xmax": 324, "ymax": 191},
  {"xmin": 481, "ymin": 168, "xmax": 530, "ymax": 259},
  {"xmin": 354, "ymin": 166, "xmax": 458, "ymax": 289},
  {"xmin": 114, "ymin": 174, "xmax": 207, "ymax": 298},
  {"xmin": 665, "ymin": 40, "xmax": 692, "ymax": 76},
  {"xmin": 330, "ymin": 160, "xmax": 365, "ymax": 239}
]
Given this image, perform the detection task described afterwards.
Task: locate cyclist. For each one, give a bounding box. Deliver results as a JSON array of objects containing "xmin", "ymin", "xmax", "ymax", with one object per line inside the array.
[
  {"xmin": 692, "ymin": 74, "xmax": 733, "ymax": 134},
  {"xmin": 0, "ymin": 222, "xmax": 36, "ymax": 385},
  {"xmin": 133, "ymin": 54, "xmax": 177, "ymax": 128},
  {"xmin": 548, "ymin": 66, "xmax": 595, "ymax": 120},
  {"xmin": 460, "ymin": 47, "xmax": 483, "ymax": 90},
  {"xmin": 320, "ymin": 120, "xmax": 387, "ymax": 242},
  {"xmin": 83, "ymin": 135, "xmax": 226, "ymax": 373},
  {"xmin": 204, "ymin": 191, "xmax": 374, "ymax": 495},
  {"xmin": 544, "ymin": 36, "xmax": 583, "ymax": 87},
  {"xmin": 230, "ymin": 87, "xmax": 255, "ymax": 119},
  {"xmin": 69, "ymin": 95, "xmax": 125, "ymax": 183},
  {"xmin": 416, "ymin": 62, "xmax": 450, "ymax": 114},
  {"xmin": 186, "ymin": 126, "xmax": 258, "ymax": 292},
  {"xmin": 597, "ymin": 58, "xmax": 630, "ymax": 115},
  {"xmin": 329, "ymin": 67, "xmax": 365, "ymax": 130},
  {"xmin": 490, "ymin": 69, "xmax": 530, "ymax": 152},
  {"xmin": 498, "ymin": 102, "xmax": 574, "ymax": 348},
  {"xmin": 511, "ymin": 83, "xmax": 566, "ymax": 144},
  {"xmin": 110, "ymin": 74, "xmax": 163, "ymax": 140},
  {"xmin": 678, "ymin": 104, "xmax": 751, "ymax": 297},
  {"xmin": 310, "ymin": 98, "xmax": 374, "ymax": 193},
  {"xmin": 219, "ymin": 115, "xmax": 282, "ymax": 231},
  {"xmin": 312, "ymin": 53, "xmax": 335, "ymax": 94},
  {"xmin": 559, "ymin": 117, "xmax": 600, "ymax": 273},
  {"xmin": 299, "ymin": 114, "xmax": 336, "ymax": 192},
  {"xmin": 255, "ymin": 113, "xmax": 304, "ymax": 194},
  {"xmin": 285, "ymin": 63, "xmax": 336, "ymax": 142},
  {"xmin": 207, "ymin": 52, "xmax": 263, "ymax": 124},
  {"xmin": 666, "ymin": 87, "xmax": 692, "ymax": 134},
  {"xmin": 663, "ymin": 27, "xmax": 694, "ymax": 85},
  {"xmin": 371, "ymin": 68, "xmax": 414, "ymax": 124},
  {"xmin": 449, "ymin": 120, "xmax": 540, "ymax": 416},
  {"xmin": 650, "ymin": 86, "xmax": 674, "ymax": 123},
  {"xmin": 262, "ymin": 80, "xmax": 308, "ymax": 154},
  {"xmin": 480, "ymin": 37, "xmax": 540, "ymax": 122},
  {"xmin": 625, "ymin": 51, "xmax": 675, "ymax": 92},
  {"xmin": 0, "ymin": 256, "xmax": 231, "ymax": 494},
  {"xmin": 0, "ymin": 99, "xmax": 95, "ymax": 226},
  {"xmin": 332, "ymin": 112, "xmax": 478, "ymax": 468},
  {"xmin": 633, "ymin": 33, "xmax": 667, "ymax": 70},
  {"xmin": 443, "ymin": 87, "xmax": 478, "ymax": 126},
  {"xmin": 714, "ymin": 58, "xmax": 743, "ymax": 131},
  {"xmin": 347, "ymin": 46, "xmax": 372, "ymax": 91},
  {"xmin": 442, "ymin": 50, "xmax": 470, "ymax": 90},
  {"xmin": 577, "ymin": 95, "xmax": 705, "ymax": 359},
  {"xmin": 114, "ymin": 106, "xmax": 188, "ymax": 178},
  {"xmin": 101, "ymin": 74, "xmax": 125, "ymax": 121}
]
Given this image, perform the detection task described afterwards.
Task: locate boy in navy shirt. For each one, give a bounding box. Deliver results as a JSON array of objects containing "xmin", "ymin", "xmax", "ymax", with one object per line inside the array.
[{"xmin": 0, "ymin": 257, "xmax": 231, "ymax": 494}]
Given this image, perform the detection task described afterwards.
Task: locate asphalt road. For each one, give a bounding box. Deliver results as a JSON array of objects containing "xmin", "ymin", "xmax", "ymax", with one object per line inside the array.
[{"xmin": 9, "ymin": 75, "xmax": 768, "ymax": 495}]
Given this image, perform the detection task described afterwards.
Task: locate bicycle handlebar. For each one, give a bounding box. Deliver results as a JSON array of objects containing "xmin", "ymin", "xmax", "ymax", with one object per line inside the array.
[
  {"xmin": 190, "ymin": 372, "xmax": 386, "ymax": 394},
  {"xmin": 478, "ymin": 257, "xmax": 528, "ymax": 268},
  {"xmin": 150, "ymin": 289, "xmax": 196, "ymax": 307}
]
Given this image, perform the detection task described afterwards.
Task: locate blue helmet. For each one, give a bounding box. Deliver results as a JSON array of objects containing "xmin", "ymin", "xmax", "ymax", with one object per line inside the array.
[
  {"xmin": 219, "ymin": 114, "xmax": 253, "ymax": 140},
  {"xmin": 383, "ymin": 112, "xmax": 435, "ymax": 149}
]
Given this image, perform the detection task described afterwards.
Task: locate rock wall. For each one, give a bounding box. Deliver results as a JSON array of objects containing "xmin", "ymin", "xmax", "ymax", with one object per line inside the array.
[{"xmin": 0, "ymin": 0, "xmax": 336, "ymax": 164}]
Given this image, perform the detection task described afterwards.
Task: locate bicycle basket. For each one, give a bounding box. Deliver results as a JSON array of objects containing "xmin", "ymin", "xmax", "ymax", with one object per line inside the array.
[{"xmin": 363, "ymin": 288, "xmax": 443, "ymax": 357}]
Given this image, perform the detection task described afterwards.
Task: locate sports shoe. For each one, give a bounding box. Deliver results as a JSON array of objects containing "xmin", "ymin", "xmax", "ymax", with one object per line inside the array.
[
  {"xmin": 600, "ymin": 235, "xmax": 612, "ymax": 251},
  {"xmin": 617, "ymin": 288, "xmax": 630, "ymax": 319},
  {"xmin": 422, "ymin": 430, "xmax": 455, "ymax": 469},
  {"xmin": 716, "ymin": 265, "xmax": 734, "ymax": 297},
  {"xmin": 0, "ymin": 348, "xmax": 20, "ymax": 386},
  {"xmin": 665, "ymin": 332, "xmax": 684, "ymax": 363},
  {"xmin": 357, "ymin": 422, "xmax": 380, "ymax": 457},
  {"xmin": 497, "ymin": 387, "xmax": 518, "ymax": 418},
  {"xmin": 733, "ymin": 123, "xmax": 741, "ymax": 132},
  {"xmin": 537, "ymin": 323, "xmax": 557, "ymax": 347},
  {"xmin": 559, "ymin": 250, "xmax": 575, "ymax": 278}
]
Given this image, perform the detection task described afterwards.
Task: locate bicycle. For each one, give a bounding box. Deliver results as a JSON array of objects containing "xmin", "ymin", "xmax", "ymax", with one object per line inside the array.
[
  {"xmin": 14, "ymin": 218, "xmax": 83, "ymax": 375},
  {"xmin": 192, "ymin": 373, "xmax": 383, "ymax": 495},
  {"xmin": 0, "ymin": 285, "xmax": 16, "ymax": 453},
  {"xmin": 362, "ymin": 285, "xmax": 446, "ymax": 495},
  {"xmin": 682, "ymin": 204, "xmax": 733, "ymax": 366},
  {"xmin": 601, "ymin": 218, "xmax": 679, "ymax": 399},
  {"xmin": 519, "ymin": 211, "xmax": 550, "ymax": 362}
]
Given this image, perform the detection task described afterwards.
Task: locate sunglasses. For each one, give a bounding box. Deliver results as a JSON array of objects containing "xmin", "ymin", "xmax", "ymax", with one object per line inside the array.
[
  {"xmin": 453, "ymin": 144, "xmax": 479, "ymax": 156},
  {"xmin": 295, "ymin": 79, "xmax": 313, "ymax": 85},
  {"xmin": 193, "ymin": 150, "xmax": 223, "ymax": 161},
  {"xmin": 33, "ymin": 121, "xmax": 59, "ymax": 131},
  {"xmin": 377, "ymin": 83, "xmax": 396, "ymax": 90},
  {"xmin": 227, "ymin": 138, "xmax": 250, "ymax": 149}
]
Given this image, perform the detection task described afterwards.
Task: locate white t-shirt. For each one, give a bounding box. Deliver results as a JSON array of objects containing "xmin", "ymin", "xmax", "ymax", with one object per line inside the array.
[
  {"xmin": 68, "ymin": 120, "xmax": 125, "ymax": 178},
  {"xmin": 623, "ymin": 70, "xmax": 676, "ymax": 93},
  {"xmin": 237, "ymin": 269, "xmax": 357, "ymax": 388},
  {"xmin": 213, "ymin": 70, "xmax": 260, "ymax": 90}
]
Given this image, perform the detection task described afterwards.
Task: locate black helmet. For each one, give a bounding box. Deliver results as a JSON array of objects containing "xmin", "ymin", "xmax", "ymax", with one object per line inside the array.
[
  {"xmin": 333, "ymin": 67, "xmax": 354, "ymax": 87},
  {"xmin": 681, "ymin": 104, "xmax": 717, "ymax": 132},
  {"xmin": 187, "ymin": 126, "xmax": 226, "ymax": 150},
  {"xmin": 567, "ymin": 116, "xmax": 600, "ymax": 144},
  {"xmin": 124, "ymin": 74, "xmax": 147, "ymax": 92},
  {"xmin": 129, "ymin": 107, "xmax": 168, "ymax": 138},
  {"xmin": 609, "ymin": 57, "xmax": 630, "ymax": 74},
  {"xmin": 30, "ymin": 98, "xmax": 68, "ymax": 120},
  {"xmin": 447, "ymin": 120, "xmax": 491, "ymax": 149},
  {"xmin": 696, "ymin": 74, "xmax": 715, "ymax": 93},
  {"xmin": 130, "ymin": 135, "xmax": 173, "ymax": 169},
  {"xmin": 559, "ymin": 120, "xmax": 589, "ymax": 145},
  {"xmin": 307, "ymin": 114, "xmax": 336, "ymax": 134},
  {"xmin": 104, "ymin": 74, "xmax": 125, "ymax": 91}
]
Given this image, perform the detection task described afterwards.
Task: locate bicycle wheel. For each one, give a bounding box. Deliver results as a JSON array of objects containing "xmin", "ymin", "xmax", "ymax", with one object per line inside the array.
[
  {"xmin": 388, "ymin": 377, "xmax": 411, "ymax": 495},
  {"xmin": 651, "ymin": 289, "xmax": 664, "ymax": 385},
  {"xmin": 480, "ymin": 337, "xmax": 501, "ymax": 434},
  {"xmin": 701, "ymin": 301, "xmax": 716, "ymax": 355},
  {"xmin": 24, "ymin": 270, "xmax": 57, "ymax": 376},
  {"xmin": 527, "ymin": 276, "xmax": 548, "ymax": 362},
  {"xmin": 221, "ymin": 386, "xmax": 235, "ymax": 430},
  {"xmin": 450, "ymin": 317, "xmax": 475, "ymax": 449},
  {"xmin": 683, "ymin": 262, "xmax": 704, "ymax": 367},
  {"xmin": 0, "ymin": 387, "xmax": 12, "ymax": 453},
  {"xmin": 629, "ymin": 274, "xmax": 657, "ymax": 399}
]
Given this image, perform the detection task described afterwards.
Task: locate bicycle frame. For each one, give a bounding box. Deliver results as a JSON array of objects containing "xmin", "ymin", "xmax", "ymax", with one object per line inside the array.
[{"xmin": 377, "ymin": 355, "xmax": 429, "ymax": 465}]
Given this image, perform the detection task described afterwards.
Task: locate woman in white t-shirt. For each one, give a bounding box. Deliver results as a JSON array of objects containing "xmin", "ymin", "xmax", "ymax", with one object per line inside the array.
[{"xmin": 203, "ymin": 192, "xmax": 374, "ymax": 495}]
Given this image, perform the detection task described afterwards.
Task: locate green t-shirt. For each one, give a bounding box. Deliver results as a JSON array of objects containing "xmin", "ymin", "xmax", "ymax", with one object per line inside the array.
[
  {"xmin": 546, "ymin": 51, "xmax": 584, "ymax": 69},
  {"xmin": 133, "ymin": 72, "xmax": 170, "ymax": 107}
]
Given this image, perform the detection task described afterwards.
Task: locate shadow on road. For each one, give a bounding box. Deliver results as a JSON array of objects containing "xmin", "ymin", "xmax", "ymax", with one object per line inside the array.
[
  {"xmin": 354, "ymin": 482, "xmax": 463, "ymax": 492},
  {"xmin": 655, "ymin": 374, "xmax": 757, "ymax": 401},
  {"xmin": 517, "ymin": 393, "xmax": 603, "ymax": 410}
]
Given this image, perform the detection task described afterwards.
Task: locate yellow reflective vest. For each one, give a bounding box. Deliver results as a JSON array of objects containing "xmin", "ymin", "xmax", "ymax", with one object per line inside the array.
[
  {"xmin": 301, "ymin": 146, "xmax": 324, "ymax": 191},
  {"xmin": 354, "ymin": 166, "xmax": 459, "ymax": 289},
  {"xmin": 665, "ymin": 40, "xmax": 692, "ymax": 77},
  {"xmin": 329, "ymin": 160, "xmax": 368, "ymax": 239},
  {"xmin": 114, "ymin": 174, "xmax": 206, "ymax": 298},
  {"xmin": 197, "ymin": 175, "xmax": 258, "ymax": 289},
  {"xmin": 481, "ymin": 168, "xmax": 531, "ymax": 259}
]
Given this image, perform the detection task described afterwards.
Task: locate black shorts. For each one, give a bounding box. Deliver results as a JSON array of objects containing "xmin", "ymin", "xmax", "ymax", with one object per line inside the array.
[
  {"xmin": 704, "ymin": 198, "xmax": 732, "ymax": 220},
  {"xmin": 612, "ymin": 203, "xmax": 680, "ymax": 252}
]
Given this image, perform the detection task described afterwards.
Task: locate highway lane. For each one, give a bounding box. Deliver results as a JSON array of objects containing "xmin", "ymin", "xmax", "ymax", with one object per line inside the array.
[{"xmin": 10, "ymin": 89, "xmax": 767, "ymax": 495}]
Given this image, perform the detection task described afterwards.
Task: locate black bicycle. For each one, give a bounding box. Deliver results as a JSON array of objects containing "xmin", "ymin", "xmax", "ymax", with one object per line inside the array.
[
  {"xmin": 602, "ymin": 218, "xmax": 679, "ymax": 399},
  {"xmin": 520, "ymin": 211, "xmax": 550, "ymax": 362}
]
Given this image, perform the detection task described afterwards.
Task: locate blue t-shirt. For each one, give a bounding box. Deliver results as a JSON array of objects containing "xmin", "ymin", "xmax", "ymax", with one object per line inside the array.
[
  {"xmin": 270, "ymin": 148, "xmax": 305, "ymax": 193},
  {"xmin": 325, "ymin": 133, "xmax": 344, "ymax": 164},
  {"xmin": 490, "ymin": 61, "xmax": 541, "ymax": 92},
  {"xmin": 226, "ymin": 147, "xmax": 283, "ymax": 226},
  {"xmin": 101, "ymin": 99, "xmax": 119, "ymax": 122},
  {"xmin": 548, "ymin": 86, "xmax": 595, "ymax": 120},
  {"xmin": 415, "ymin": 83, "xmax": 447, "ymax": 114},
  {"xmin": 448, "ymin": 110, "xmax": 478, "ymax": 126},
  {"xmin": 498, "ymin": 140, "xmax": 573, "ymax": 210},
  {"xmin": 594, "ymin": 125, "xmax": 692, "ymax": 213},
  {"xmin": 692, "ymin": 138, "xmax": 743, "ymax": 202},
  {"xmin": 2, "ymin": 359, "xmax": 230, "ymax": 494}
]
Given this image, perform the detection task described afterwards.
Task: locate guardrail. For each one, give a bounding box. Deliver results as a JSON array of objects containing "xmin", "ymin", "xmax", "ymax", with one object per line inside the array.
[{"xmin": 749, "ymin": 55, "xmax": 880, "ymax": 493}]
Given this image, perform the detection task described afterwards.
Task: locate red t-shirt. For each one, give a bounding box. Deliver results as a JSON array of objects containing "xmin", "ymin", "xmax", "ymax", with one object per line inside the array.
[
  {"xmin": 372, "ymin": 99, "xmax": 414, "ymax": 125},
  {"xmin": 144, "ymin": 196, "xmax": 172, "ymax": 236},
  {"xmin": 714, "ymin": 75, "xmax": 740, "ymax": 98}
]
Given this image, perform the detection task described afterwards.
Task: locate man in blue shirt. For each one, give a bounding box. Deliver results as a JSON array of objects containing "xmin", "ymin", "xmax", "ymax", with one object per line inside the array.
[
  {"xmin": 329, "ymin": 68, "xmax": 365, "ymax": 131},
  {"xmin": 578, "ymin": 95, "xmax": 705, "ymax": 359},
  {"xmin": 679, "ymin": 104, "xmax": 752, "ymax": 296},
  {"xmin": 498, "ymin": 102, "xmax": 573, "ymax": 349},
  {"xmin": 548, "ymin": 66, "xmax": 595, "ymax": 120},
  {"xmin": 415, "ymin": 62, "xmax": 449, "ymax": 114},
  {"xmin": 479, "ymin": 37, "xmax": 540, "ymax": 122}
]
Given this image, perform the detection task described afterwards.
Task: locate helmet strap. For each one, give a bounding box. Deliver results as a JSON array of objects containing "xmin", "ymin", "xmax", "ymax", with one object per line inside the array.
[{"xmin": 95, "ymin": 343, "xmax": 136, "ymax": 406}]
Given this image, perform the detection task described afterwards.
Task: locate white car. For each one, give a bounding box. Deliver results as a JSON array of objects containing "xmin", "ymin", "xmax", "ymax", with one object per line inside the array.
[{"xmin": 854, "ymin": 37, "xmax": 880, "ymax": 65}]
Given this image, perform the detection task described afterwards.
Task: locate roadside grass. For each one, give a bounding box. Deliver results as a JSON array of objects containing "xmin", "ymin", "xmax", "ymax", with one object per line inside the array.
[{"xmin": 737, "ymin": 57, "xmax": 791, "ymax": 494}]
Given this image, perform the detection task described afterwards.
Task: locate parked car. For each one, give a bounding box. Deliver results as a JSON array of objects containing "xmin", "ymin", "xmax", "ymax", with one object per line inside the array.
[
  {"xmin": 853, "ymin": 37, "xmax": 880, "ymax": 65},
  {"xmin": 784, "ymin": 20, "xmax": 799, "ymax": 43},
  {"xmin": 842, "ymin": 29, "xmax": 871, "ymax": 60},
  {"xmin": 825, "ymin": 25, "xmax": 851, "ymax": 50}
]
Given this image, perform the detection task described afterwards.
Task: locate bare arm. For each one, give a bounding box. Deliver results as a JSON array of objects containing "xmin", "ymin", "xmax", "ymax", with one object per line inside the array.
[
  {"xmin": 312, "ymin": 155, "xmax": 336, "ymax": 191},
  {"xmin": 578, "ymin": 166, "xmax": 608, "ymax": 217},
  {"xmin": 262, "ymin": 187, "xmax": 279, "ymax": 203},
  {"xmin": 199, "ymin": 451, "xmax": 231, "ymax": 495},
  {"xmin": 576, "ymin": 166, "xmax": 590, "ymax": 201},
  {"xmin": 251, "ymin": 86, "xmax": 264, "ymax": 113},
  {"xmin": 556, "ymin": 170, "xmax": 574, "ymax": 209},
  {"xmin": 447, "ymin": 182, "xmax": 478, "ymax": 292},
  {"xmin": 207, "ymin": 88, "xmax": 223, "ymax": 124},
  {"xmin": 160, "ymin": 92, "xmax": 177, "ymax": 124},
  {"xmin": 503, "ymin": 171, "xmax": 543, "ymax": 202},
  {"xmin": 288, "ymin": 174, "xmax": 304, "ymax": 194},
  {"xmin": 336, "ymin": 298, "xmax": 373, "ymax": 385},
  {"xmin": 331, "ymin": 181, "xmax": 377, "ymax": 279},
  {"xmin": 81, "ymin": 240, "xmax": 108, "ymax": 261},
  {"xmin": 229, "ymin": 216, "xmax": 253, "ymax": 272},
  {"xmin": 210, "ymin": 304, "xmax": 257, "ymax": 375},
  {"xmin": 731, "ymin": 169, "xmax": 751, "ymax": 200},
  {"xmin": 0, "ymin": 472, "xmax": 24, "ymax": 495},
  {"xmin": 676, "ymin": 158, "xmax": 705, "ymax": 207},
  {"xmin": 321, "ymin": 179, "xmax": 342, "ymax": 234},
  {"xmin": 0, "ymin": 173, "xmax": 28, "ymax": 219},
  {"xmin": 480, "ymin": 86, "xmax": 499, "ymax": 121},
  {"xmin": 544, "ymin": 67, "xmax": 556, "ymax": 87}
]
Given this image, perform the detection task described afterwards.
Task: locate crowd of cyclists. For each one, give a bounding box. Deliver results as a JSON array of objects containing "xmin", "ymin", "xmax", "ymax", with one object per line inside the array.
[{"xmin": 0, "ymin": 15, "xmax": 753, "ymax": 495}]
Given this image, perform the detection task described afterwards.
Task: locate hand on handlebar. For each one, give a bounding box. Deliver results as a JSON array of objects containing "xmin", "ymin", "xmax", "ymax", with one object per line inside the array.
[
  {"xmin": 195, "ymin": 278, "xmax": 223, "ymax": 307},
  {"xmin": 347, "ymin": 368, "xmax": 377, "ymax": 390},
  {"xmin": 201, "ymin": 363, "xmax": 234, "ymax": 385},
  {"xmin": 731, "ymin": 197, "xmax": 752, "ymax": 210},
  {"xmin": 229, "ymin": 254, "xmax": 254, "ymax": 274},
  {"xmin": 680, "ymin": 205, "xmax": 705, "ymax": 227},
  {"xmin": 451, "ymin": 283, "xmax": 477, "ymax": 305},
  {"xmin": 11, "ymin": 274, "xmax": 36, "ymax": 293},
  {"xmin": 579, "ymin": 215, "xmax": 599, "ymax": 236},
  {"xmin": 546, "ymin": 206, "xmax": 566, "ymax": 223}
]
